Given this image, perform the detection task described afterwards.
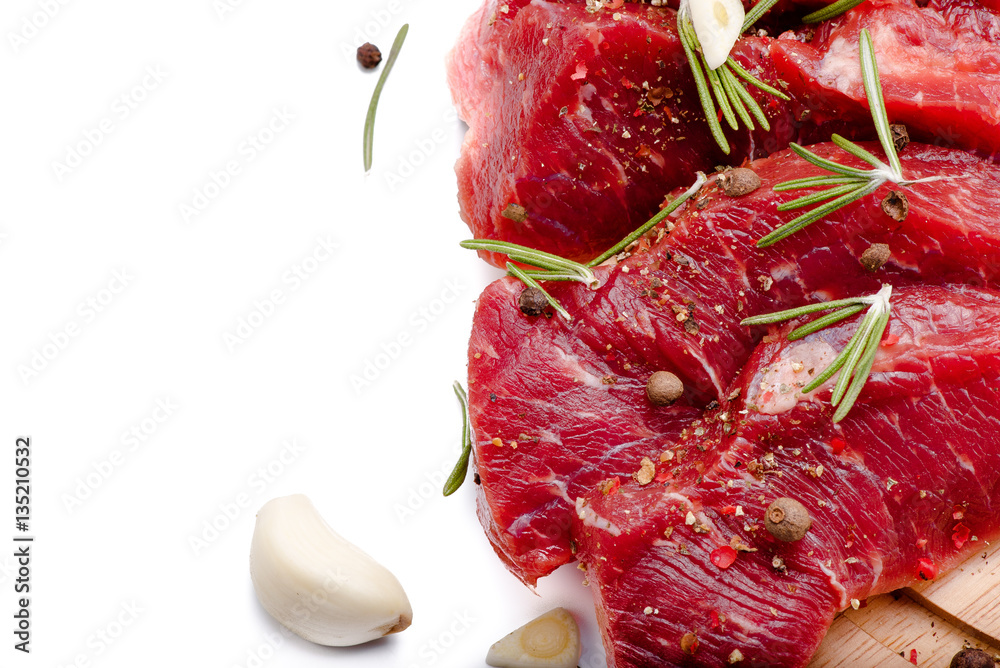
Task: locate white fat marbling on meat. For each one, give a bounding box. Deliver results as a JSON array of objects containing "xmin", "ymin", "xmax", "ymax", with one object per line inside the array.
[
  {"xmin": 818, "ymin": 26, "xmax": 906, "ymax": 97},
  {"xmin": 769, "ymin": 259, "xmax": 802, "ymax": 290},
  {"xmin": 554, "ymin": 345, "xmax": 607, "ymax": 388},
  {"xmin": 575, "ymin": 497, "xmax": 622, "ymax": 535},
  {"xmin": 819, "ymin": 559, "xmax": 849, "ymax": 609},
  {"xmin": 646, "ymin": 149, "xmax": 665, "ymax": 170},
  {"xmin": 575, "ymin": 83, "xmax": 599, "ymax": 126},
  {"xmin": 869, "ymin": 553, "xmax": 884, "ymax": 591},
  {"xmin": 687, "ymin": 339, "xmax": 728, "ymax": 398},
  {"xmin": 752, "ymin": 340, "xmax": 837, "ymax": 415},
  {"xmin": 817, "ymin": 36, "xmax": 859, "ymax": 95}
]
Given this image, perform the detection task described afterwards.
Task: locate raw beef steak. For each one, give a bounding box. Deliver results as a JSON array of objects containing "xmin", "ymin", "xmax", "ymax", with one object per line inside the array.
[
  {"xmin": 467, "ymin": 142, "xmax": 1000, "ymax": 585},
  {"xmin": 770, "ymin": 0, "xmax": 1000, "ymax": 161},
  {"xmin": 576, "ymin": 283, "xmax": 1000, "ymax": 667},
  {"xmin": 448, "ymin": 0, "xmax": 1000, "ymax": 265}
]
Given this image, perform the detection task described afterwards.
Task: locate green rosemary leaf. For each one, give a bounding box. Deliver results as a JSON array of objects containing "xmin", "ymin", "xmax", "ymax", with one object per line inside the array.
[
  {"xmin": 776, "ymin": 182, "xmax": 868, "ymax": 211},
  {"xmin": 740, "ymin": 296, "xmax": 867, "ymax": 327},
  {"xmin": 522, "ymin": 270, "xmax": 587, "ymax": 282},
  {"xmin": 799, "ymin": 286, "xmax": 889, "ymax": 395},
  {"xmin": 506, "ymin": 263, "xmax": 572, "ymax": 320},
  {"xmin": 773, "ymin": 175, "xmax": 863, "ymax": 191},
  {"xmin": 678, "ymin": 0, "xmax": 788, "ymax": 153},
  {"xmin": 760, "ymin": 33, "xmax": 913, "ymax": 247},
  {"xmin": 742, "ymin": 286, "xmax": 892, "ymax": 421},
  {"xmin": 589, "ymin": 172, "xmax": 706, "ymax": 267},
  {"xmin": 443, "ymin": 381, "xmax": 473, "ymax": 497},
  {"xmin": 461, "ymin": 173, "xmax": 705, "ymax": 291},
  {"xmin": 363, "ymin": 24, "xmax": 409, "ymax": 172},
  {"xmin": 718, "ymin": 65, "xmax": 757, "ymax": 132},
  {"xmin": 678, "ymin": 14, "xmax": 730, "ymax": 154},
  {"xmin": 787, "ymin": 143, "xmax": 875, "ymax": 178},
  {"xmin": 757, "ymin": 180, "xmax": 881, "ymax": 247},
  {"xmin": 800, "ymin": 342, "xmax": 853, "ymax": 394},
  {"xmin": 832, "ymin": 307, "xmax": 890, "ymax": 422},
  {"xmin": 859, "ymin": 28, "xmax": 903, "ymax": 179},
  {"xmin": 742, "ymin": 0, "xmax": 784, "ymax": 31},
  {"xmin": 460, "ymin": 239, "xmax": 597, "ymax": 287},
  {"xmin": 830, "ymin": 306, "xmax": 881, "ymax": 406},
  {"xmin": 707, "ymin": 65, "xmax": 739, "ymax": 131},
  {"xmin": 802, "ymin": 0, "xmax": 867, "ymax": 23},
  {"xmin": 787, "ymin": 303, "xmax": 866, "ymax": 340},
  {"xmin": 726, "ymin": 58, "xmax": 791, "ymax": 101},
  {"xmin": 830, "ymin": 133, "xmax": 891, "ymax": 172},
  {"xmin": 724, "ymin": 65, "xmax": 771, "ymax": 131}
]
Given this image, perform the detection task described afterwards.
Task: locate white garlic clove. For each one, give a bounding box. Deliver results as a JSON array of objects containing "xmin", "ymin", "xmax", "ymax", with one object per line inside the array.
[
  {"xmin": 249, "ymin": 494, "xmax": 412, "ymax": 646},
  {"xmin": 485, "ymin": 608, "xmax": 581, "ymax": 668},
  {"xmin": 687, "ymin": 0, "xmax": 745, "ymax": 70}
]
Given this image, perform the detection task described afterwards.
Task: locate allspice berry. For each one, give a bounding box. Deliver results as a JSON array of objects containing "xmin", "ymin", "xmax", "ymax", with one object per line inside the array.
[
  {"xmin": 860, "ymin": 243, "xmax": 891, "ymax": 272},
  {"xmin": 356, "ymin": 43, "xmax": 382, "ymax": 69},
  {"xmin": 719, "ymin": 168, "xmax": 762, "ymax": 197},
  {"xmin": 950, "ymin": 648, "xmax": 996, "ymax": 668},
  {"xmin": 881, "ymin": 190, "xmax": 909, "ymax": 222},
  {"xmin": 518, "ymin": 287, "xmax": 548, "ymax": 316},
  {"xmin": 764, "ymin": 497, "xmax": 812, "ymax": 542},
  {"xmin": 890, "ymin": 123, "xmax": 910, "ymax": 153},
  {"xmin": 646, "ymin": 371, "xmax": 684, "ymax": 406}
]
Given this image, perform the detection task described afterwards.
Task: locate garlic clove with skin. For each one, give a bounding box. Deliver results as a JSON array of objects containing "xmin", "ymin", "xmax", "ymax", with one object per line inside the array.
[
  {"xmin": 249, "ymin": 494, "xmax": 412, "ymax": 646},
  {"xmin": 486, "ymin": 608, "xmax": 581, "ymax": 668},
  {"xmin": 686, "ymin": 0, "xmax": 745, "ymax": 70}
]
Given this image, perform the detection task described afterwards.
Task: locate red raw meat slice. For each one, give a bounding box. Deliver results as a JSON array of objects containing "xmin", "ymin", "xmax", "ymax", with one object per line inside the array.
[
  {"xmin": 470, "ymin": 277, "xmax": 703, "ymax": 582},
  {"xmin": 448, "ymin": 0, "xmax": 1000, "ymax": 266},
  {"xmin": 467, "ymin": 141, "xmax": 1000, "ymax": 585},
  {"xmin": 574, "ymin": 284, "xmax": 1000, "ymax": 667},
  {"xmin": 447, "ymin": 0, "xmax": 815, "ymax": 266},
  {"xmin": 770, "ymin": 0, "xmax": 1000, "ymax": 160}
]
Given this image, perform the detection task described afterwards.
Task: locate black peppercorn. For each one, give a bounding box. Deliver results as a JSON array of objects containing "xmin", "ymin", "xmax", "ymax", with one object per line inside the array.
[
  {"xmin": 357, "ymin": 43, "xmax": 382, "ymax": 69},
  {"xmin": 764, "ymin": 497, "xmax": 812, "ymax": 542},
  {"xmin": 518, "ymin": 287, "xmax": 548, "ymax": 316}
]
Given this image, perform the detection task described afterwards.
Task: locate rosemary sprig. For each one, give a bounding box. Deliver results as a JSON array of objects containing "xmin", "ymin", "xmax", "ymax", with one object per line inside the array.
[
  {"xmin": 460, "ymin": 239, "xmax": 598, "ymax": 288},
  {"xmin": 460, "ymin": 173, "xmax": 706, "ymax": 318},
  {"xmin": 802, "ymin": 0, "xmax": 868, "ymax": 24},
  {"xmin": 443, "ymin": 381, "xmax": 473, "ymax": 497},
  {"xmin": 677, "ymin": 0, "xmax": 789, "ymax": 155},
  {"xmin": 362, "ymin": 24, "xmax": 408, "ymax": 172},
  {"xmin": 741, "ymin": 285, "xmax": 892, "ymax": 422},
  {"xmin": 756, "ymin": 29, "xmax": 945, "ymax": 248}
]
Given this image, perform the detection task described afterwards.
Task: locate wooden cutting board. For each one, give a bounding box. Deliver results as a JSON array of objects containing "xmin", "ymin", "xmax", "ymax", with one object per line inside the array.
[{"xmin": 808, "ymin": 541, "xmax": 1000, "ymax": 667}]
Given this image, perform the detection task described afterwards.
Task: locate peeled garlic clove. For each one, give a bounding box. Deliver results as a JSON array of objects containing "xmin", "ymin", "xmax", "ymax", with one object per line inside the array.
[
  {"xmin": 249, "ymin": 494, "xmax": 412, "ymax": 646},
  {"xmin": 486, "ymin": 608, "xmax": 581, "ymax": 668},
  {"xmin": 687, "ymin": 0, "xmax": 745, "ymax": 70}
]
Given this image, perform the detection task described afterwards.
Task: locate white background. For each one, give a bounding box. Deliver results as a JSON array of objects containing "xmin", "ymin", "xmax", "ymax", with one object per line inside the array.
[{"xmin": 0, "ymin": 0, "xmax": 606, "ymax": 666}]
